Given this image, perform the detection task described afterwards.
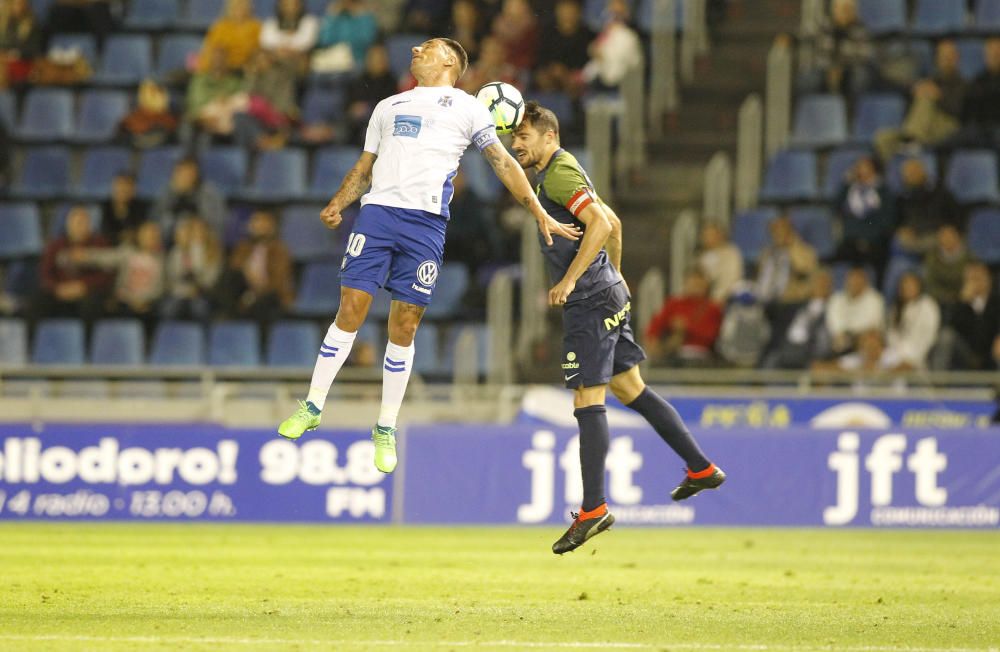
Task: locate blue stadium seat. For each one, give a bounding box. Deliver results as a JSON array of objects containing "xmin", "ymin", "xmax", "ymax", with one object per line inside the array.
[
  {"xmin": 125, "ymin": 0, "xmax": 180, "ymax": 29},
  {"xmin": 209, "ymin": 321, "xmax": 261, "ymax": 367},
  {"xmin": 0, "ymin": 203, "xmax": 43, "ymax": 258},
  {"xmin": 857, "ymin": 0, "xmax": 907, "ymax": 35},
  {"xmin": 267, "ymin": 320, "xmax": 321, "ymax": 367},
  {"xmin": 94, "ymin": 35, "xmax": 153, "ymax": 85},
  {"xmin": 178, "ymin": 0, "xmax": 224, "ymax": 30},
  {"xmin": 136, "ymin": 146, "xmax": 182, "ymax": 199},
  {"xmin": 156, "ymin": 34, "xmax": 202, "ymax": 77},
  {"xmin": 412, "ymin": 323, "xmax": 441, "ymax": 376},
  {"xmin": 243, "ymin": 149, "xmax": 307, "ymax": 200},
  {"xmin": 637, "ymin": 0, "xmax": 684, "ymax": 33},
  {"xmin": 30, "ymin": 0, "xmax": 55, "ymax": 19},
  {"xmin": 73, "ymin": 89, "xmax": 129, "ymax": 143},
  {"xmin": 958, "ymin": 39, "xmax": 985, "ymax": 79},
  {"xmin": 17, "ymin": 88, "xmax": 74, "ymax": 141},
  {"xmin": 13, "ymin": 147, "xmax": 71, "ymax": 199},
  {"xmin": 309, "ymin": 146, "xmax": 357, "ymax": 201},
  {"xmin": 74, "ymin": 147, "xmax": 132, "ymax": 200},
  {"xmin": 49, "ymin": 33, "xmax": 98, "ymax": 66},
  {"xmin": 976, "ymin": 0, "xmax": 1000, "ymax": 32},
  {"xmin": 305, "ymin": 0, "xmax": 327, "ymax": 14},
  {"xmin": 0, "ymin": 318, "xmax": 28, "ymax": 366},
  {"xmin": 441, "ymin": 323, "xmax": 489, "ymax": 377},
  {"xmin": 530, "ymin": 91, "xmax": 575, "ymax": 131},
  {"xmin": 424, "ymin": 263, "xmax": 470, "ymax": 320},
  {"xmin": 368, "ymin": 290, "xmax": 393, "ymax": 320},
  {"xmin": 831, "ymin": 262, "xmax": 876, "ymax": 290},
  {"xmin": 91, "ymin": 319, "xmax": 145, "ymax": 366},
  {"xmin": 49, "ymin": 203, "xmax": 102, "ymax": 238},
  {"xmin": 966, "ymin": 208, "xmax": 1000, "ymax": 264},
  {"xmin": 199, "ymin": 147, "xmax": 247, "ymax": 195},
  {"xmin": 852, "ymin": 93, "xmax": 906, "ymax": 142},
  {"xmin": 887, "ymin": 152, "xmax": 938, "ymax": 193},
  {"xmin": 256, "ymin": 0, "xmax": 277, "ymax": 18},
  {"xmin": 292, "ymin": 261, "xmax": 341, "ymax": 317},
  {"xmin": 759, "ymin": 150, "xmax": 818, "ymax": 202},
  {"xmin": 150, "ymin": 321, "xmax": 206, "ymax": 366},
  {"xmin": 386, "ymin": 33, "xmax": 428, "ymax": 77},
  {"xmin": 730, "ymin": 207, "xmax": 779, "ymax": 264},
  {"xmin": 945, "ymin": 149, "xmax": 1000, "ymax": 203},
  {"xmin": 791, "ymin": 94, "xmax": 848, "ymax": 148},
  {"xmin": 912, "ymin": 0, "xmax": 967, "ymax": 36},
  {"xmin": 281, "ymin": 206, "xmax": 342, "ymax": 261},
  {"xmin": 301, "ymin": 87, "xmax": 347, "ymax": 125},
  {"xmin": 32, "ymin": 319, "xmax": 85, "ymax": 365},
  {"xmin": 459, "ymin": 146, "xmax": 503, "ymax": 200},
  {"xmin": 0, "ymin": 91, "xmax": 14, "ymax": 130},
  {"xmin": 881, "ymin": 256, "xmax": 922, "ymax": 301},
  {"xmin": 788, "ymin": 206, "xmax": 836, "ymax": 260},
  {"xmin": 907, "ymin": 39, "xmax": 936, "ymax": 79},
  {"xmin": 823, "ymin": 147, "xmax": 870, "ymax": 199}
]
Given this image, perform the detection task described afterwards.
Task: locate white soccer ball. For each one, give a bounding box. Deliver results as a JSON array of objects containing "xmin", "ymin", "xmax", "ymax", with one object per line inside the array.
[{"xmin": 476, "ymin": 81, "xmax": 525, "ymax": 135}]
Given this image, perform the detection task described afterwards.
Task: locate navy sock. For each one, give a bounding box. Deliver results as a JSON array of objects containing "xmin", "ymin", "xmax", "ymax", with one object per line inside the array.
[
  {"xmin": 574, "ymin": 405, "xmax": 610, "ymax": 512},
  {"xmin": 626, "ymin": 388, "xmax": 710, "ymax": 472}
]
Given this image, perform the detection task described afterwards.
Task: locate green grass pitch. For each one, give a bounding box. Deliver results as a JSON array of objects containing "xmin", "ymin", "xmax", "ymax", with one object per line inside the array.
[{"xmin": 1, "ymin": 524, "xmax": 998, "ymax": 651}]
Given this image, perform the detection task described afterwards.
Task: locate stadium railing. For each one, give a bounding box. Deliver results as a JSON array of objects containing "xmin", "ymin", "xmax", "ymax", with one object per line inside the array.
[
  {"xmin": 669, "ymin": 208, "xmax": 700, "ymax": 294},
  {"xmin": 765, "ymin": 40, "xmax": 794, "ymax": 158},
  {"xmin": 703, "ymin": 150, "xmax": 733, "ymax": 224},
  {"xmin": 736, "ymin": 93, "xmax": 764, "ymax": 212},
  {"xmin": 648, "ymin": 0, "xmax": 681, "ymax": 133},
  {"xmin": 636, "ymin": 267, "xmax": 667, "ymax": 338}
]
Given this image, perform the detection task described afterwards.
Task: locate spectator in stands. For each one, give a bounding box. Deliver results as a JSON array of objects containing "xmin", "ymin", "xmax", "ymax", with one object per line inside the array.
[
  {"xmin": 491, "ymin": 0, "xmax": 539, "ymax": 72},
  {"xmin": 260, "ymin": 0, "xmax": 318, "ymax": 74},
  {"xmin": 826, "ymin": 265, "xmax": 885, "ymax": 355},
  {"xmin": 233, "ymin": 50, "xmax": 299, "ymax": 150},
  {"xmin": 120, "ymin": 79, "xmax": 178, "ymax": 150},
  {"xmin": 834, "ymin": 155, "xmax": 896, "ymax": 279},
  {"xmin": 218, "ymin": 210, "xmax": 294, "ymax": 322},
  {"xmin": 36, "ymin": 206, "xmax": 113, "ymax": 323},
  {"xmin": 716, "ymin": 285, "xmax": 771, "ymax": 368},
  {"xmin": 812, "ymin": 329, "xmax": 892, "ymax": 374},
  {"xmin": 186, "ymin": 47, "xmax": 245, "ymax": 139},
  {"xmin": 644, "ymin": 268, "xmax": 723, "ymax": 366},
  {"xmin": 801, "ymin": 0, "xmax": 873, "ymax": 96},
  {"xmin": 756, "ymin": 214, "xmax": 818, "ymax": 305},
  {"xmin": 46, "ymin": 0, "xmax": 115, "ymax": 45},
  {"xmin": 200, "ymin": 0, "xmax": 262, "ymax": 72},
  {"xmin": 84, "ymin": 222, "xmax": 165, "ymax": 329},
  {"xmin": 883, "ymin": 272, "xmax": 940, "ymax": 371},
  {"xmin": 101, "ymin": 172, "xmax": 149, "ymax": 246},
  {"xmin": 447, "ymin": 0, "xmax": 486, "ymax": 62},
  {"xmin": 932, "ymin": 262, "xmax": 998, "ymax": 371},
  {"xmin": 534, "ymin": 0, "xmax": 594, "ymax": 96},
  {"xmin": 891, "ymin": 157, "xmax": 959, "ymax": 260},
  {"xmin": 152, "ymin": 157, "xmax": 227, "ymax": 238},
  {"xmin": 313, "ymin": 0, "xmax": 377, "ymax": 74},
  {"xmin": 761, "ymin": 269, "xmax": 834, "ymax": 369},
  {"xmin": 875, "ymin": 40, "xmax": 964, "ymax": 161},
  {"xmin": 924, "ymin": 223, "xmax": 973, "ymax": 311},
  {"xmin": 0, "ymin": 0, "xmax": 42, "ymax": 87},
  {"xmin": 582, "ymin": 0, "xmax": 642, "ymax": 91},
  {"xmin": 697, "ymin": 222, "xmax": 743, "ymax": 304},
  {"xmin": 442, "ymin": 172, "xmax": 503, "ymax": 279},
  {"xmin": 459, "ymin": 35, "xmax": 519, "ymax": 93},
  {"xmin": 952, "ymin": 37, "xmax": 1000, "ymax": 150},
  {"xmin": 161, "ymin": 216, "xmax": 222, "ymax": 322},
  {"xmin": 344, "ymin": 44, "xmax": 398, "ymax": 145}
]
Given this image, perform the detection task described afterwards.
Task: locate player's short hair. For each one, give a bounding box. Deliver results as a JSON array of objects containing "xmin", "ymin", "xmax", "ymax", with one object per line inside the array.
[
  {"xmin": 520, "ymin": 100, "xmax": 560, "ymax": 139},
  {"xmin": 437, "ymin": 38, "xmax": 468, "ymax": 81}
]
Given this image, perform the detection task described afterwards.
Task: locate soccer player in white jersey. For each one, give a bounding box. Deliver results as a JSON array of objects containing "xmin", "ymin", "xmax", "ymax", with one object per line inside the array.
[{"xmin": 278, "ymin": 38, "xmax": 579, "ymax": 473}]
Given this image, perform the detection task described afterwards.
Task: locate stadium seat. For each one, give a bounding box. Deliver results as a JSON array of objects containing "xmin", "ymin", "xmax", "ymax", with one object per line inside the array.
[
  {"xmin": 209, "ymin": 321, "xmax": 261, "ymax": 367},
  {"xmin": 637, "ymin": 0, "xmax": 684, "ymax": 33},
  {"xmin": 791, "ymin": 94, "xmax": 848, "ymax": 148},
  {"xmin": 178, "ymin": 0, "xmax": 224, "ymax": 30},
  {"xmin": 150, "ymin": 321, "xmax": 206, "ymax": 366},
  {"xmin": 267, "ymin": 321, "xmax": 321, "ymax": 367},
  {"xmin": 49, "ymin": 33, "xmax": 98, "ymax": 67},
  {"xmin": 0, "ymin": 203, "xmax": 43, "ymax": 258},
  {"xmin": 852, "ymin": 94, "xmax": 905, "ymax": 142},
  {"xmin": 292, "ymin": 261, "xmax": 342, "ymax": 317},
  {"xmin": 966, "ymin": 208, "xmax": 1000, "ymax": 264},
  {"xmin": 73, "ymin": 90, "xmax": 129, "ymax": 143},
  {"xmin": 368, "ymin": 290, "xmax": 393, "ymax": 320},
  {"xmin": 887, "ymin": 152, "xmax": 938, "ymax": 193},
  {"xmin": 823, "ymin": 147, "xmax": 870, "ymax": 199},
  {"xmin": 125, "ymin": 0, "xmax": 180, "ymax": 30},
  {"xmin": 256, "ymin": 0, "xmax": 277, "ymax": 18},
  {"xmin": 958, "ymin": 39, "xmax": 985, "ymax": 79},
  {"xmin": 32, "ymin": 319, "xmax": 86, "ymax": 365},
  {"xmin": 424, "ymin": 263, "xmax": 470, "ymax": 320},
  {"xmin": 976, "ymin": 0, "xmax": 1000, "ymax": 32},
  {"xmin": 945, "ymin": 149, "xmax": 1000, "ymax": 204},
  {"xmin": 136, "ymin": 146, "xmax": 183, "ymax": 198},
  {"xmin": 412, "ymin": 323, "xmax": 441, "ymax": 376},
  {"xmin": 91, "ymin": 319, "xmax": 145, "ymax": 366},
  {"xmin": 74, "ymin": 147, "xmax": 132, "ymax": 200},
  {"xmin": 759, "ymin": 150, "xmax": 818, "ymax": 202},
  {"xmin": 0, "ymin": 90, "xmax": 14, "ymax": 130},
  {"xmin": 881, "ymin": 256, "xmax": 922, "ymax": 301},
  {"xmin": 386, "ymin": 33, "xmax": 428, "ymax": 77},
  {"xmin": 94, "ymin": 35, "xmax": 153, "ymax": 85},
  {"xmin": 301, "ymin": 87, "xmax": 347, "ymax": 126},
  {"xmin": 0, "ymin": 318, "xmax": 28, "ymax": 366},
  {"xmin": 12, "ymin": 147, "xmax": 71, "ymax": 199},
  {"xmin": 459, "ymin": 146, "xmax": 503, "ymax": 201},
  {"xmin": 30, "ymin": 0, "xmax": 55, "ymax": 19},
  {"xmin": 305, "ymin": 0, "xmax": 327, "ymax": 14},
  {"xmin": 912, "ymin": 0, "xmax": 967, "ymax": 36},
  {"xmin": 730, "ymin": 207, "xmax": 779, "ymax": 264},
  {"xmin": 242, "ymin": 149, "xmax": 307, "ymax": 200},
  {"xmin": 831, "ymin": 262, "xmax": 876, "ymax": 290},
  {"xmin": 441, "ymin": 323, "xmax": 489, "ymax": 377},
  {"xmin": 17, "ymin": 88, "xmax": 74, "ymax": 141},
  {"xmin": 280, "ymin": 205, "xmax": 342, "ymax": 261},
  {"xmin": 156, "ymin": 34, "xmax": 202, "ymax": 77},
  {"xmin": 309, "ymin": 147, "xmax": 357, "ymax": 201},
  {"xmin": 48, "ymin": 203, "xmax": 102, "ymax": 238},
  {"xmin": 787, "ymin": 206, "xmax": 836, "ymax": 260},
  {"xmin": 199, "ymin": 147, "xmax": 247, "ymax": 195},
  {"xmin": 857, "ymin": 0, "xmax": 907, "ymax": 35}
]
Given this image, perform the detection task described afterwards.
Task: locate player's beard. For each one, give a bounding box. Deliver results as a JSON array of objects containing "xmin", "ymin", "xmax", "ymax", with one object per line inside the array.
[{"xmin": 514, "ymin": 150, "xmax": 536, "ymax": 169}]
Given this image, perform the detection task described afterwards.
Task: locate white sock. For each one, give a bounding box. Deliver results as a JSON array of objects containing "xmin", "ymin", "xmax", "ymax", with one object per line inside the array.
[
  {"xmin": 305, "ymin": 323, "xmax": 357, "ymax": 411},
  {"xmin": 377, "ymin": 340, "xmax": 415, "ymax": 429}
]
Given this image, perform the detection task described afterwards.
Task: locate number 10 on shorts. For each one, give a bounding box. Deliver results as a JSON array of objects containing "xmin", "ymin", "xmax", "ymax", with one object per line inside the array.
[{"xmin": 346, "ymin": 233, "xmax": 366, "ymax": 257}]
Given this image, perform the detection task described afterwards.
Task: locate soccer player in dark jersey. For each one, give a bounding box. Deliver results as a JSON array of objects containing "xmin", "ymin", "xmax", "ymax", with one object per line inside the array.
[{"xmin": 511, "ymin": 101, "xmax": 726, "ymax": 554}]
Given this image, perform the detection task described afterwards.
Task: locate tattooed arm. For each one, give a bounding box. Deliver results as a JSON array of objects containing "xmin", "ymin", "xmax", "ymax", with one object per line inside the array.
[{"xmin": 320, "ymin": 151, "xmax": 377, "ymax": 229}]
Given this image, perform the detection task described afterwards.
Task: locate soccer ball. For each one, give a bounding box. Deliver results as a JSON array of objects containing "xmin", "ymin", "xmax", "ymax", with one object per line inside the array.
[{"xmin": 476, "ymin": 81, "xmax": 525, "ymax": 135}]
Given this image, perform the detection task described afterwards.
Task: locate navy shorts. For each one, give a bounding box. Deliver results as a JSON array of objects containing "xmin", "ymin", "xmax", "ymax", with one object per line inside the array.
[
  {"xmin": 339, "ymin": 204, "xmax": 447, "ymax": 307},
  {"xmin": 561, "ymin": 282, "xmax": 647, "ymax": 389}
]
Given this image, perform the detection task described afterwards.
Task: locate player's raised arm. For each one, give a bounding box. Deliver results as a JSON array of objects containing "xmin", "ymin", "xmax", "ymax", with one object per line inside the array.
[
  {"xmin": 601, "ymin": 202, "xmax": 624, "ymax": 275},
  {"xmin": 320, "ymin": 151, "xmax": 377, "ymax": 230},
  {"xmin": 548, "ymin": 202, "xmax": 613, "ymax": 306}
]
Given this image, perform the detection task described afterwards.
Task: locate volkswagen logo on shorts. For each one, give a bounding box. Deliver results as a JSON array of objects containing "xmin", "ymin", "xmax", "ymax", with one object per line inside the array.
[{"xmin": 417, "ymin": 261, "xmax": 439, "ymax": 286}]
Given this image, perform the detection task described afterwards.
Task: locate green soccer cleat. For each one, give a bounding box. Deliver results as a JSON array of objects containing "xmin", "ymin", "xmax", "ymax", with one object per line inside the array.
[
  {"xmin": 277, "ymin": 401, "xmax": 321, "ymax": 440},
  {"xmin": 371, "ymin": 425, "xmax": 398, "ymax": 473}
]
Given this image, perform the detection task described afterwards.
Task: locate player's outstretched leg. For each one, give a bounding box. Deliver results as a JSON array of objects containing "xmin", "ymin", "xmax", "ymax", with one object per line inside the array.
[
  {"xmin": 370, "ymin": 300, "xmax": 422, "ymax": 473},
  {"xmin": 610, "ymin": 366, "xmax": 725, "ymax": 501}
]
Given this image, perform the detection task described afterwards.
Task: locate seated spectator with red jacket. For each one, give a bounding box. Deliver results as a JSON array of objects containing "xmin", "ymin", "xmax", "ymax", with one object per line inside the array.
[{"xmin": 645, "ymin": 268, "xmax": 723, "ymax": 366}]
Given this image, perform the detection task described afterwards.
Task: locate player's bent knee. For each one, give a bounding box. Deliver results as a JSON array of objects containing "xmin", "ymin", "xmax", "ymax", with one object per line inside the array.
[
  {"xmin": 387, "ymin": 301, "xmax": 425, "ymax": 346},
  {"xmin": 573, "ymin": 385, "xmax": 607, "ymax": 409},
  {"xmin": 335, "ymin": 288, "xmax": 373, "ymax": 332},
  {"xmin": 610, "ymin": 367, "xmax": 645, "ymax": 405}
]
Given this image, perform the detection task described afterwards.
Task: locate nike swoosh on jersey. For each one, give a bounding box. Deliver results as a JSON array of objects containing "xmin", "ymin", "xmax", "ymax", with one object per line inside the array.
[
  {"xmin": 392, "ymin": 100, "xmax": 412, "ymax": 105},
  {"xmin": 564, "ymin": 373, "xmax": 580, "ymax": 382}
]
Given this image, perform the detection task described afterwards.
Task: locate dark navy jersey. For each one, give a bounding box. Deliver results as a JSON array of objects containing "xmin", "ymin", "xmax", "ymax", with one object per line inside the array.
[{"xmin": 535, "ymin": 149, "xmax": 621, "ymax": 303}]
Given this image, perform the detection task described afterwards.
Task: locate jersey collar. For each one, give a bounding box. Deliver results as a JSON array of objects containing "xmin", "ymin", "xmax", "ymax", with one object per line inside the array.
[{"xmin": 538, "ymin": 147, "xmax": 565, "ymax": 176}]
